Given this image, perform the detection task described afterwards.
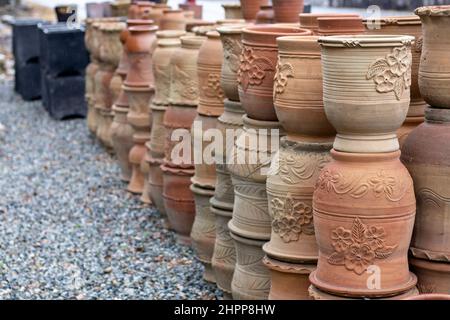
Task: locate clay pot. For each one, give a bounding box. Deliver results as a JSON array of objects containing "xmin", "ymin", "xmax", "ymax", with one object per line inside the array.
[
  {"xmin": 316, "ymin": 16, "xmax": 365, "ymax": 36},
  {"xmin": 186, "ymin": 20, "xmax": 215, "ymax": 33},
  {"xmin": 124, "ymin": 25, "xmax": 158, "ymax": 88},
  {"xmin": 311, "ymin": 150, "xmax": 417, "ymax": 298},
  {"xmin": 143, "ymin": 3, "xmax": 170, "ymax": 28},
  {"xmin": 162, "ymin": 164, "xmax": 196, "ymax": 244},
  {"xmin": 274, "ymin": 36, "xmax": 336, "ymax": 142},
  {"xmin": 222, "ymin": 4, "xmax": 243, "ymax": 20},
  {"xmin": 136, "ymin": 1, "xmax": 154, "ymax": 19},
  {"xmin": 410, "ymin": 258, "xmax": 450, "ymax": 295},
  {"xmin": 98, "ymin": 108, "xmax": 115, "ymax": 150},
  {"xmin": 217, "ymin": 25, "xmax": 246, "ymax": 103},
  {"xmin": 255, "ymin": 5, "xmax": 274, "ymax": 24},
  {"xmin": 405, "ymin": 294, "xmax": 450, "ymax": 300},
  {"xmin": 415, "ymin": 6, "xmax": 450, "ymax": 108},
  {"xmin": 299, "ymin": 13, "xmax": 361, "ymax": 35},
  {"xmin": 309, "ymin": 285, "xmax": 419, "ymax": 300},
  {"xmin": 111, "ymin": 104, "xmax": 134, "ymax": 182},
  {"xmin": 401, "ymin": 108, "xmax": 450, "ymax": 261},
  {"xmin": 128, "ymin": 1, "xmax": 140, "ymax": 19},
  {"xmin": 238, "ymin": 25, "xmax": 312, "ymax": 121},
  {"xmin": 197, "ymin": 31, "xmax": 225, "ymax": 117},
  {"xmin": 149, "ymin": 103, "xmax": 167, "ymax": 159},
  {"xmin": 230, "ymin": 231, "xmax": 270, "ymax": 300},
  {"xmin": 179, "ymin": 2, "xmax": 202, "ymax": 19},
  {"xmin": 109, "ymin": 73, "xmax": 123, "ymax": 107},
  {"xmin": 94, "ymin": 64, "xmax": 115, "ymax": 143},
  {"xmin": 263, "ymin": 256, "xmax": 315, "ymax": 300},
  {"xmin": 318, "ymin": 35, "xmax": 414, "ymax": 153},
  {"xmin": 99, "ymin": 22, "xmax": 126, "ymax": 68},
  {"xmin": 211, "ymin": 205, "xmax": 235, "ymax": 298},
  {"xmin": 169, "ymin": 36, "xmax": 206, "ymax": 107},
  {"xmin": 265, "ymin": 139, "xmax": 332, "ymax": 263},
  {"xmin": 160, "ymin": 9, "xmax": 186, "ymax": 31},
  {"xmin": 140, "ymin": 147, "xmax": 152, "ymax": 204},
  {"xmin": 190, "ymin": 184, "xmax": 216, "ymax": 283},
  {"xmin": 86, "ymin": 61, "xmax": 100, "ymax": 134},
  {"xmin": 147, "ymin": 155, "xmax": 166, "ymax": 218},
  {"xmin": 272, "ymin": 0, "xmax": 304, "ymax": 23},
  {"xmin": 124, "ymin": 85, "xmax": 153, "ymax": 134},
  {"xmin": 240, "ymin": 0, "xmax": 269, "ymax": 21},
  {"xmin": 128, "ymin": 134, "xmax": 147, "ymax": 194},
  {"xmin": 111, "ymin": 1, "xmax": 130, "ymax": 17},
  {"xmin": 228, "ymin": 116, "xmax": 284, "ymax": 240}
]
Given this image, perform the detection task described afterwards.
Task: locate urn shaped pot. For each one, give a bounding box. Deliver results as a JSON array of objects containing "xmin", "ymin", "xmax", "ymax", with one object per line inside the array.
[
  {"xmin": 240, "ymin": 0, "xmax": 269, "ymax": 21},
  {"xmin": 311, "ymin": 150, "xmax": 417, "ymax": 298},
  {"xmin": 415, "ymin": 6, "xmax": 450, "ymax": 108},
  {"xmin": 238, "ymin": 25, "xmax": 312, "ymax": 121},
  {"xmin": 318, "ymin": 35, "xmax": 414, "ymax": 153},
  {"xmin": 160, "ymin": 9, "xmax": 186, "ymax": 31},
  {"xmin": 272, "ymin": 0, "xmax": 304, "ymax": 23}
]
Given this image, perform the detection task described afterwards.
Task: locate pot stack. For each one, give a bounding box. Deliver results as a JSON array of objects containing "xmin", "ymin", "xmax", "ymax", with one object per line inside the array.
[
  {"xmin": 162, "ymin": 35, "xmax": 207, "ymax": 244},
  {"xmin": 402, "ymin": 6, "xmax": 450, "ymax": 296},
  {"xmin": 309, "ymin": 35, "xmax": 418, "ymax": 299}
]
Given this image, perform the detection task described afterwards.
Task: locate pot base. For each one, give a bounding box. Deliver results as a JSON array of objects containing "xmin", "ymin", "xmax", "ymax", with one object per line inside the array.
[{"xmin": 308, "ymin": 285, "xmax": 419, "ymax": 300}]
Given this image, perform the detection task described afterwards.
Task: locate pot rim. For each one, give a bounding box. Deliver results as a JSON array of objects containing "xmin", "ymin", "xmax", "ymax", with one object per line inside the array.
[
  {"xmin": 180, "ymin": 35, "xmax": 207, "ymax": 48},
  {"xmin": 189, "ymin": 183, "xmax": 216, "ymax": 196},
  {"xmin": 160, "ymin": 163, "xmax": 195, "ymax": 175},
  {"xmin": 299, "ymin": 13, "xmax": 361, "ymax": 28},
  {"xmin": 128, "ymin": 25, "xmax": 159, "ymax": 33},
  {"xmin": 262, "ymin": 256, "xmax": 316, "ymax": 274},
  {"xmin": 362, "ymin": 15, "xmax": 421, "ymax": 26},
  {"xmin": 410, "ymin": 257, "xmax": 450, "ymax": 272},
  {"xmin": 405, "ymin": 294, "xmax": 450, "ymax": 301},
  {"xmin": 243, "ymin": 25, "xmax": 312, "ymax": 46},
  {"xmin": 277, "ymin": 35, "xmax": 320, "ymax": 53},
  {"xmin": 163, "ymin": 9, "xmax": 184, "ymax": 14},
  {"xmin": 157, "ymin": 38, "xmax": 181, "ymax": 47},
  {"xmin": 127, "ymin": 19, "xmax": 155, "ymax": 27},
  {"xmin": 222, "ymin": 3, "xmax": 241, "ymax": 8},
  {"xmin": 156, "ymin": 30, "xmax": 186, "ymax": 39},
  {"xmin": 100, "ymin": 22, "xmax": 126, "ymax": 32},
  {"xmin": 216, "ymin": 19, "xmax": 247, "ymax": 25},
  {"xmin": 206, "ymin": 30, "xmax": 220, "ymax": 38},
  {"xmin": 318, "ymin": 34, "xmax": 415, "ymax": 47},
  {"xmin": 415, "ymin": 5, "xmax": 450, "ymax": 16},
  {"xmin": 243, "ymin": 114, "xmax": 283, "ymax": 131},
  {"xmin": 217, "ymin": 24, "xmax": 247, "ymax": 35}
]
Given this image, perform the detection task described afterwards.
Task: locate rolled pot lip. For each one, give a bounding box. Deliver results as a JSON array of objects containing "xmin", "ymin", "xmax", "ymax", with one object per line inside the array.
[
  {"xmin": 157, "ymin": 38, "xmax": 181, "ymax": 47},
  {"xmin": 277, "ymin": 35, "xmax": 320, "ymax": 52},
  {"xmin": 216, "ymin": 24, "xmax": 247, "ymax": 34},
  {"xmin": 409, "ymin": 256, "xmax": 450, "ymax": 272},
  {"xmin": 216, "ymin": 18, "xmax": 247, "ymax": 25},
  {"xmin": 243, "ymin": 24, "xmax": 312, "ymax": 46},
  {"xmin": 99, "ymin": 21, "xmax": 127, "ymax": 32},
  {"xmin": 318, "ymin": 34, "xmax": 415, "ymax": 47},
  {"xmin": 262, "ymin": 255, "xmax": 316, "ymax": 274},
  {"xmin": 206, "ymin": 30, "xmax": 220, "ymax": 38},
  {"xmin": 180, "ymin": 35, "xmax": 207, "ymax": 48},
  {"xmin": 242, "ymin": 114, "xmax": 284, "ymax": 131},
  {"xmin": 299, "ymin": 13, "xmax": 361, "ymax": 28},
  {"xmin": 189, "ymin": 183, "xmax": 216, "ymax": 196},
  {"xmin": 331, "ymin": 149, "xmax": 401, "ymax": 162},
  {"xmin": 362, "ymin": 15, "xmax": 421, "ymax": 26},
  {"xmin": 128, "ymin": 25, "xmax": 159, "ymax": 33},
  {"xmin": 127, "ymin": 19, "xmax": 155, "ymax": 27},
  {"xmin": 415, "ymin": 5, "xmax": 450, "ymax": 16},
  {"xmin": 222, "ymin": 3, "xmax": 241, "ymax": 8},
  {"xmin": 156, "ymin": 29, "xmax": 186, "ymax": 38},
  {"xmin": 317, "ymin": 16, "xmax": 365, "ymax": 33}
]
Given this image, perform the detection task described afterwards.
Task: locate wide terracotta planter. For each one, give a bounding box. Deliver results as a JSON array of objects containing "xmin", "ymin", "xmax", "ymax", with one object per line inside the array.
[
  {"xmin": 222, "ymin": 4, "xmax": 243, "ymax": 20},
  {"xmin": 111, "ymin": 104, "xmax": 134, "ymax": 182},
  {"xmin": 240, "ymin": 0, "xmax": 269, "ymax": 21},
  {"xmin": 147, "ymin": 155, "xmax": 167, "ymax": 219},
  {"xmin": 169, "ymin": 36, "xmax": 206, "ymax": 107},
  {"xmin": 190, "ymin": 184, "xmax": 216, "ymax": 283},
  {"xmin": 197, "ymin": 31, "xmax": 225, "ymax": 117},
  {"xmin": 238, "ymin": 25, "xmax": 312, "ymax": 121},
  {"xmin": 230, "ymin": 231, "xmax": 270, "ymax": 300},
  {"xmin": 316, "ymin": 16, "xmax": 365, "ymax": 36},
  {"xmin": 272, "ymin": 0, "xmax": 304, "ymax": 23},
  {"xmin": 274, "ymin": 35, "xmax": 336, "ymax": 143},
  {"xmin": 161, "ymin": 164, "xmax": 196, "ymax": 244},
  {"xmin": 401, "ymin": 107, "xmax": 450, "ymax": 262},
  {"xmin": 299, "ymin": 13, "xmax": 361, "ymax": 35},
  {"xmin": 319, "ymin": 35, "xmax": 414, "ymax": 153},
  {"xmin": 255, "ymin": 5, "xmax": 274, "ymax": 24},
  {"xmin": 263, "ymin": 256, "xmax": 315, "ymax": 300},
  {"xmin": 311, "ymin": 150, "xmax": 417, "ymax": 298},
  {"xmin": 160, "ymin": 9, "xmax": 186, "ymax": 31},
  {"xmin": 410, "ymin": 257, "xmax": 450, "ymax": 295},
  {"xmin": 415, "ymin": 6, "xmax": 450, "ymax": 108}
]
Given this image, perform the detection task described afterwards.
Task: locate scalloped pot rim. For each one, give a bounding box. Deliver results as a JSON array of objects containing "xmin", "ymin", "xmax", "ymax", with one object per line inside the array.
[
  {"xmin": 318, "ymin": 35, "xmax": 415, "ymax": 47},
  {"xmin": 362, "ymin": 15, "xmax": 421, "ymax": 25},
  {"xmin": 415, "ymin": 5, "xmax": 450, "ymax": 16}
]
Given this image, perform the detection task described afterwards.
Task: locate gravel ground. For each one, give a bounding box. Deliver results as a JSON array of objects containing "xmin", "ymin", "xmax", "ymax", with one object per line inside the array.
[{"xmin": 0, "ymin": 82, "xmax": 220, "ymax": 300}]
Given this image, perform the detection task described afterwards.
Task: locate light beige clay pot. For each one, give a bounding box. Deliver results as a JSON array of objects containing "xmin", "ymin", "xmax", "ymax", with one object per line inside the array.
[{"xmin": 111, "ymin": 104, "xmax": 134, "ymax": 182}]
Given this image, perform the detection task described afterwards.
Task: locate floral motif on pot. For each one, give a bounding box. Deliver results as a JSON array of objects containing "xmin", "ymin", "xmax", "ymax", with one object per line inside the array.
[
  {"xmin": 270, "ymin": 194, "xmax": 314, "ymax": 243},
  {"xmin": 202, "ymin": 74, "xmax": 225, "ymax": 100},
  {"xmin": 173, "ymin": 65, "xmax": 198, "ymax": 101},
  {"xmin": 223, "ymin": 37, "xmax": 242, "ymax": 73},
  {"xmin": 366, "ymin": 46, "xmax": 412, "ymax": 100},
  {"xmin": 278, "ymin": 152, "xmax": 329, "ymax": 185},
  {"xmin": 154, "ymin": 65, "xmax": 170, "ymax": 101},
  {"xmin": 237, "ymin": 47, "xmax": 275, "ymax": 91},
  {"xmin": 273, "ymin": 61, "xmax": 294, "ymax": 97},
  {"xmin": 328, "ymin": 218, "xmax": 397, "ymax": 275},
  {"xmin": 415, "ymin": 36, "xmax": 423, "ymax": 53}
]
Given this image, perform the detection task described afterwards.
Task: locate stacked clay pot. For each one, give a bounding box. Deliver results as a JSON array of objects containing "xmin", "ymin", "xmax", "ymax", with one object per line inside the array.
[
  {"xmin": 123, "ymin": 24, "xmax": 158, "ymax": 195},
  {"xmin": 142, "ymin": 3, "xmax": 171, "ymax": 28},
  {"xmin": 401, "ymin": 5, "xmax": 450, "ymax": 296},
  {"xmin": 364, "ymin": 16, "xmax": 427, "ymax": 146},
  {"xmin": 162, "ymin": 35, "xmax": 206, "ymax": 244},
  {"xmin": 272, "ymin": 0, "xmax": 304, "ymax": 23},
  {"xmin": 160, "ymin": 9, "xmax": 187, "ymax": 31},
  {"xmin": 264, "ymin": 36, "xmax": 335, "ymax": 300},
  {"xmin": 299, "ymin": 13, "xmax": 361, "ymax": 35},
  {"xmin": 316, "ymin": 16, "xmax": 365, "ymax": 36},
  {"xmin": 239, "ymin": 0, "xmax": 269, "ymax": 21},
  {"xmin": 310, "ymin": 35, "xmax": 417, "ymax": 299}
]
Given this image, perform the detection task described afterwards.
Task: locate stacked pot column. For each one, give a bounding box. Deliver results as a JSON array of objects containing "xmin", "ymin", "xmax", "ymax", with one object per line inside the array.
[
  {"xmin": 162, "ymin": 36, "xmax": 206, "ymax": 244},
  {"xmin": 85, "ymin": 18, "xmax": 100, "ymax": 135},
  {"xmin": 364, "ymin": 16, "xmax": 427, "ymax": 146},
  {"xmin": 309, "ymin": 35, "xmax": 418, "ymax": 299},
  {"xmin": 262, "ymin": 36, "xmax": 336, "ymax": 300},
  {"xmin": 402, "ymin": 6, "xmax": 450, "ymax": 296},
  {"xmin": 227, "ymin": 25, "xmax": 311, "ymax": 300},
  {"xmin": 123, "ymin": 25, "xmax": 158, "ymax": 195}
]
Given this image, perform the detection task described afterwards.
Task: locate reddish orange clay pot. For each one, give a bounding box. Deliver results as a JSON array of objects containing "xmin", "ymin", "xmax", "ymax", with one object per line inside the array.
[
  {"xmin": 272, "ymin": 0, "xmax": 304, "ymax": 23},
  {"xmin": 255, "ymin": 5, "xmax": 274, "ymax": 24},
  {"xmin": 317, "ymin": 16, "xmax": 365, "ymax": 36},
  {"xmin": 240, "ymin": 0, "xmax": 269, "ymax": 21},
  {"xmin": 299, "ymin": 13, "xmax": 361, "ymax": 35},
  {"xmin": 179, "ymin": 2, "xmax": 203, "ymax": 19},
  {"xmin": 160, "ymin": 9, "xmax": 186, "ymax": 31}
]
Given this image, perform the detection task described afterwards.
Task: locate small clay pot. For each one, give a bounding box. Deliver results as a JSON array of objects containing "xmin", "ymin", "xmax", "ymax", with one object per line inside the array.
[
  {"xmin": 160, "ymin": 9, "xmax": 186, "ymax": 31},
  {"xmin": 316, "ymin": 16, "xmax": 365, "ymax": 36},
  {"xmin": 144, "ymin": 3, "xmax": 171, "ymax": 28},
  {"xmin": 238, "ymin": 25, "xmax": 312, "ymax": 121},
  {"xmin": 222, "ymin": 4, "xmax": 243, "ymax": 20},
  {"xmin": 111, "ymin": 104, "xmax": 134, "ymax": 182},
  {"xmin": 161, "ymin": 164, "xmax": 196, "ymax": 244},
  {"xmin": 147, "ymin": 155, "xmax": 167, "ymax": 218},
  {"xmin": 127, "ymin": 133, "xmax": 147, "ymax": 194},
  {"xmin": 299, "ymin": 13, "xmax": 361, "ymax": 35},
  {"xmin": 272, "ymin": 0, "xmax": 304, "ymax": 23},
  {"xmin": 415, "ymin": 6, "xmax": 450, "ymax": 108},
  {"xmin": 410, "ymin": 257, "xmax": 450, "ymax": 295},
  {"xmin": 240, "ymin": 0, "xmax": 269, "ymax": 21},
  {"xmin": 149, "ymin": 103, "xmax": 167, "ymax": 159},
  {"xmin": 255, "ymin": 5, "xmax": 274, "ymax": 24},
  {"xmin": 179, "ymin": 2, "xmax": 203, "ymax": 20},
  {"xmin": 136, "ymin": 1, "xmax": 154, "ymax": 19}
]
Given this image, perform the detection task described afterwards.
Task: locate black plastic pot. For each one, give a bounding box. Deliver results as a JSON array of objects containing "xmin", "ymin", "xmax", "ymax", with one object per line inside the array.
[{"xmin": 54, "ymin": 4, "xmax": 78, "ymax": 23}]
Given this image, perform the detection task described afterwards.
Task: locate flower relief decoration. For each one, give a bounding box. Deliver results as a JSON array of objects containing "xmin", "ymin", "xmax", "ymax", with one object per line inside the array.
[
  {"xmin": 328, "ymin": 218, "xmax": 397, "ymax": 275},
  {"xmin": 366, "ymin": 46, "xmax": 412, "ymax": 100},
  {"xmin": 202, "ymin": 73, "xmax": 225, "ymax": 100},
  {"xmin": 273, "ymin": 61, "xmax": 294, "ymax": 98},
  {"xmin": 237, "ymin": 47, "xmax": 275, "ymax": 91},
  {"xmin": 223, "ymin": 37, "xmax": 242, "ymax": 73}
]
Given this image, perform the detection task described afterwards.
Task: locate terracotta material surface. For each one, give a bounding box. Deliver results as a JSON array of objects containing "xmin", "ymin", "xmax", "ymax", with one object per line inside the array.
[
  {"xmin": 309, "ymin": 285, "xmax": 419, "ymax": 300},
  {"xmin": 86, "ymin": 61, "xmax": 100, "ymax": 135},
  {"xmin": 222, "ymin": 4, "xmax": 243, "ymax": 20},
  {"xmin": 272, "ymin": 0, "xmax": 304, "ymax": 23},
  {"xmin": 299, "ymin": 13, "xmax": 361, "ymax": 35},
  {"xmin": 147, "ymin": 155, "xmax": 167, "ymax": 218},
  {"xmin": 240, "ymin": 0, "xmax": 269, "ymax": 21},
  {"xmin": 149, "ymin": 104, "xmax": 167, "ymax": 159},
  {"xmin": 111, "ymin": 104, "xmax": 134, "ymax": 182},
  {"xmin": 317, "ymin": 16, "xmax": 365, "ymax": 35},
  {"xmin": 179, "ymin": 2, "xmax": 203, "ymax": 19},
  {"xmin": 410, "ymin": 257, "xmax": 450, "ymax": 295},
  {"xmin": 255, "ymin": 5, "xmax": 274, "ymax": 24},
  {"xmin": 127, "ymin": 134, "xmax": 148, "ymax": 194},
  {"xmin": 143, "ymin": 4, "xmax": 171, "ymax": 27},
  {"xmin": 160, "ymin": 9, "xmax": 186, "ymax": 31}
]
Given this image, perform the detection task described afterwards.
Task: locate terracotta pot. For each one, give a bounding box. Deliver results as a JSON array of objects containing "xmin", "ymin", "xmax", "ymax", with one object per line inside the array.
[
  {"xmin": 255, "ymin": 5, "xmax": 274, "ymax": 24},
  {"xmin": 197, "ymin": 31, "xmax": 225, "ymax": 117},
  {"xmin": 299, "ymin": 13, "xmax": 361, "ymax": 35},
  {"xmin": 163, "ymin": 105, "xmax": 197, "ymax": 168},
  {"xmin": 272, "ymin": 0, "xmax": 304, "ymax": 23},
  {"xmin": 275, "ymin": 35, "xmax": 336, "ymax": 142},
  {"xmin": 111, "ymin": 1, "xmax": 130, "ymax": 17},
  {"xmin": 162, "ymin": 164, "xmax": 196, "ymax": 244},
  {"xmin": 149, "ymin": 103, "xmax": 167, "ymax": 159},
  {"xmin": 127, "ymin": 134, "xmax": 147, "ymax": 194},
  {"xmin": 265, "ymin": 138, "xmax": 332, "ymax": 263},
  {"xmin": 211, "ymin": 205, "xmax": 235, "ymax": 298},
  {"xmin": 147, "ymin": 155, "xmax": 167, "ymax": 218},
  {"xmin": 98, "ymin": 108, "xmax": 115, "ymax": 150},
  {"xmin": 111, "ymin": 104, "xmax": 134, "ymax": 182},
  {"xmin": 124, "ymin": 85, "xmax": 153, "ymax": 134},
  {"xmin": 263, "ymin": 256, "xmax": 315, "ymax": 300},
  {"xmin": 192, "ymin": 25, "xmax": 218, "ymax": 37},
  {"xmin": 230, "ymin": 231, "xmax": 270, "ymax": 300},
  {"xmin": 128, "ymin": 1, "xmax": 140, "ymax": 19},
  {"xmin": 309, "ymin": 285, "xmax": 419, "ymax": 300},
  {"xmin": 109, "ymin": 73, "xmax": 123, "ymax": 108},
  {"xmin": 316, "ymin": 16, "xmax": 365, "ymax": 36},
  {"xmin": 238, "ymin": 25, "xmax": 312, "ymax": 121},
  {"xmin": 94, "ymin": 64, "xmax": 115, "ymax": 143},
  {"xmin": 169, "ymin": 36, "xmax": 206, "ymax": 106},
  {"xmin": 218, "ymin": 25, "xmax": 246, "ymax": 103},
  {"xmin": 191, "ymin": 114, "xmax": 218, "ymax": 189},
  {"xmin": 190, "ymin": 184, "xmax": 216, "ymax": 283},
  {"xmin": 410, "ymin": 258, "xmax": 450, "ymax": 295},
  {"xmin": 143, "ymin": 3, "xmax": 170, "ymax": 28},
  {"xmin": 240, "ymin": 0, "xmax": 269, "ymax": 21},
  {"xmin": 228, "ymin": 116, "xmax": 284, "ymax": 240},
  {"xmin": 136, "ymin": 1, "xmax": 154, "ymax": 19},
  {"xmin": 160, "ymin": 9, "xmax": 186, "ymax": 31},
  {"xmin": 99, "ymin": 22, "xmax": 126, "ymax": 68},
  {"xmin": 186, "ymin": 20, "xmax": 215, "ymax": 33},
  {"xmin": 222, "ymin": 4, "xmax": 243, "ymax": 20},
  {"xmin": 319, "ymin": 35, "xmax": 414, "ymax": 153},
  {"xmin": 179, "ymin": 2, "xmax": 202, "ymax": 19},
  {"xmin": 86, "ymin": 61, "xmax": 100, "ymax": 134},
  {"xmin": 401, "ymin": 107, "xmax": 450, "ymax": 261},
  {"xmin": 124, "ymin": 25, "xmax": 158, "ymax": 88},
  {"xmin": 311, "ymin": 150, "xmax": 417, "ymax": 298},
  {"xmin": 415, "ymin": 6, "xmax": 450, "ymax": 108},
  {"xmin": 397, "ymin": 116, "xmax": 423, "ymax": 147},
  {"xmin": 140, "ymin": 146, "xmax": 152, "ymax": 204}
]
